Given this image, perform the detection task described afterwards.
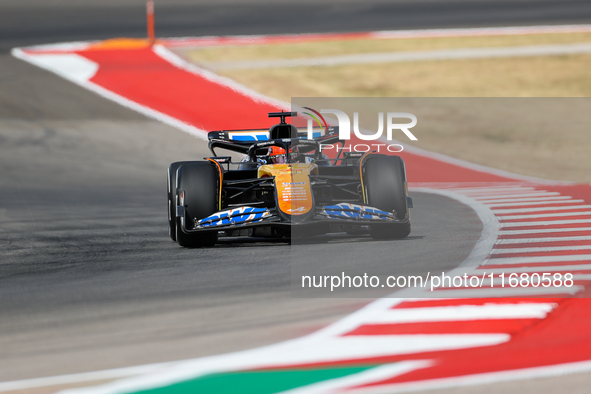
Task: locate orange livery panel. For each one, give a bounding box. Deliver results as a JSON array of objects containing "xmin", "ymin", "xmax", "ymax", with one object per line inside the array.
[{"xmin": 257, "ymin": 163, "xmax": 317, "ymax": 216}]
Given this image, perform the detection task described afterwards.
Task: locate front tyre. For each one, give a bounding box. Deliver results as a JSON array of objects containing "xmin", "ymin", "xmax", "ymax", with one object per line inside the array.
[
  {"xmin": 168, "ymin": 161, "xmax": 195, "ymax": 241},
  {"xmin": 363, "ymin": 155, "xmax": 411, "ymax": 240},
  {"xmin": 175, "ymin": 162, "xmax": 219, "ymax": 247}
]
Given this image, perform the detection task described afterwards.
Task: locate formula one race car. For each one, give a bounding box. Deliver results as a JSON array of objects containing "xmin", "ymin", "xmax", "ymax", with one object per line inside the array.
[{"xmin": 167, "ymin": 111, "xmax": 412, "ymax": 247}]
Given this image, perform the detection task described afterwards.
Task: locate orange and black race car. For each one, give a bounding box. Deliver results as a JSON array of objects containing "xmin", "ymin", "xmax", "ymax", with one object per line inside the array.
[{"xmin": 167, "ymin": 111, "xmax": 412, "ymax": 247}]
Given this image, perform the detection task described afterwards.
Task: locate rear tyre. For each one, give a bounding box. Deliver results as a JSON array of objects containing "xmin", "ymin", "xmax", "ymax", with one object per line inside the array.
[
  {"xmin": 363, "ymin": 155, "xmax": 411, "ymax": 240},
  {"xmin": 175, "ymin": 162, "xmax": 219, "ymax": 247}
]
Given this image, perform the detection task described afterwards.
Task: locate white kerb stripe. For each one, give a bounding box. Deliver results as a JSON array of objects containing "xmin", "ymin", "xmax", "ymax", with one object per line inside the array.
[
  {"xmin": 440, "ymin": 277, "xmax": 582, "ymax": 287},
  {"xmin": 492, "ymin": 245, "xmax": 591, "ymax": 254},
  {"xmin": 458, "ymin": 187, "xmax": 536, "ymax": 195},
  {"xmin": 499, "ymin": 211, "xmax": 591, "ymax": 220},
  {"xmin": 468, "ymin": 264, "xmax": 591, "ymax": 274},
  {"xmin": 429, "ymin": 286, "xmax": 581, "ymax": 297},
  {"xmin": 499, "ymin": 227, "xmax": 591, "ymax": 235},
  {"xmin": 215, "ymin": 335, "xmax": 512, "ymax": 368},
  {"xmin": 488, "ymin": 199, "xmax": 583, "ymax": 208},
  {"xmin": 485, "ymin": 254, "xmax": 591, "ymax": 265},
  {"xmin": 493, "ymin": 205, "xmax": 591, "ymax": 214},
  {"xmin": 362, "ymin": 304, "xmax": 554, "ymax": 324},
  {"xmin": 497, "ymin": 236, "xmax": 591, "ymax": 244},
  {"xmin": 480, "ymin": 196, "xmax": 573, "ymax": 204},
  {"xmin": 443, "ymin": 185, "xmax": 532, "ymax": 190},
  {"xmin": 501, "ymin": 219, "xmax": 591, "ymax": 228},
  {"xmin": 475, "ymin": 192, "xmax": 560, "ymax": 200},
  {"xmin": 18, "ymin": 53, "xmax": 98, "ymax": 83}
]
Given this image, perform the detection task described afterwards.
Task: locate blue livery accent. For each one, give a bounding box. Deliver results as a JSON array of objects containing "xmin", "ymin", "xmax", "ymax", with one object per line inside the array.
[
  {"xmin": 197, "ymin": 206, "xmax": 271, "ymax": 228},
  {"xmin": 228, "ymin": 133, "xmax": 269, "ymax": 142},
  {"xmin": 228, "ymin": 131, "xmax": 322, "ymax": 141},
  {"xmin": 323, "ymin": 203, "xmax": 395, "ymax": 221}
]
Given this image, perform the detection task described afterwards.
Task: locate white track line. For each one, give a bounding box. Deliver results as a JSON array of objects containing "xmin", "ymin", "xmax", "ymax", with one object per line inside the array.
[
  {"xmin": 208, "ymin": 43, "xmax": 591, "ymax": 70},
  {"xmin": 159, "ymin": 25, "xmax": 591, "ymax": 49},
  {"xmin": 0, "ymin": 363, "xmax": 172, "ymax": 393},
  {"xmin": 372, "ymin": 24, "xmax": 591, "ymax": 40},
  {"xmin": 493, "ymin": 205, "xmax": 591, "ymax": 214}
]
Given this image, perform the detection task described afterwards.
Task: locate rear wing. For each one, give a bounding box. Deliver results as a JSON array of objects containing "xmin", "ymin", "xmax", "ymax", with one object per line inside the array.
[
  {"xmin": 207, "ymin": 126, "xmax": 343, "ymax": 158},
  {"xmin": 207, "ymin": 129, "xmax": 269, "ymax": 142},
  {"xmin": 208, "ymin": 126, "xmax": 339, "ymax": 142}
]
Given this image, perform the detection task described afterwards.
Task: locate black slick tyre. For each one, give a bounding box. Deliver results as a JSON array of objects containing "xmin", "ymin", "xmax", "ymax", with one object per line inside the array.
[
  {"xmin": 175, "ymin": 162, "xmax": 219, "ymax": 247},
  {"xmin": 168, "ymin": 161, "xmax": 195, "ymax": 242},
  {"xmin": 363, "ymin": 155, "xmax": 411, "ymax": 240}
]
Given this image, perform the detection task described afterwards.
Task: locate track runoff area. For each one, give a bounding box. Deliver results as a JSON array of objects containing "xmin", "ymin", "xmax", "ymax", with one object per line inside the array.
[{"xmin": 10, "ymin": 25, "xmax": 591, "ymax": 394}]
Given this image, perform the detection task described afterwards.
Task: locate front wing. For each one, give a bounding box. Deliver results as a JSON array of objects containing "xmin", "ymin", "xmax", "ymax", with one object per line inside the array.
[{"xmin": 177, "ymin": 203, "xmax": 408, "ymax": 234}]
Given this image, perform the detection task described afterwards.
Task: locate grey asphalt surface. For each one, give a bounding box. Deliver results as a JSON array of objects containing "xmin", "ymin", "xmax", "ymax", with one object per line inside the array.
[{"xmin": 1, "ymin": 0, "xmax": 585, "ymax": 385}]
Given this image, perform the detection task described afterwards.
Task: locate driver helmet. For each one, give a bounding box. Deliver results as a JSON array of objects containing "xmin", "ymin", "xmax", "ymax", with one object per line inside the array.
[{"xmin": 268, "ymin": 146, "xmax": 287, "ymax": 164}]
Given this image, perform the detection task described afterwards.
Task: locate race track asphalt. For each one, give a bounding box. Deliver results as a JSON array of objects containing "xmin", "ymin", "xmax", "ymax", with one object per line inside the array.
[{"xmin": 1, "ymin": 0, "xmax": 588, "ymax": 384}]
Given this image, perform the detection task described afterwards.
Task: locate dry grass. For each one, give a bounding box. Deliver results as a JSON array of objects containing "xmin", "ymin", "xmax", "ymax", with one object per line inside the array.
[
  {"xmin": 216, "ymin": 54, "xmax": 591, "ymax": 100},
  {"xmin": 184, "ymin": 32, "xmax": 591, "ymax": 63},
  {"xmin": 175, "ymin": 33, "xmax": 591, "ymax": 182}
]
